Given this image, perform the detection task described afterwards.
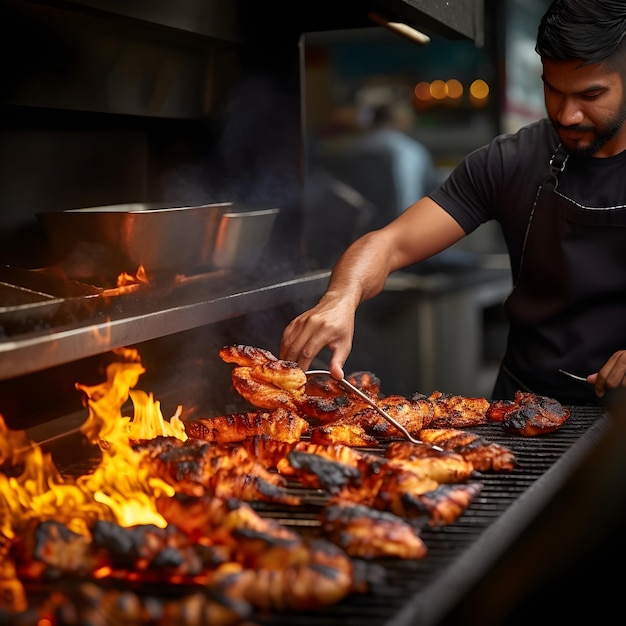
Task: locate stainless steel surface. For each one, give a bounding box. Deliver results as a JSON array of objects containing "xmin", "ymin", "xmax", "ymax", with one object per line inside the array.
[
  {"xmin": 558, "ymin": 368, "xmax": 591, "ymax": 384},
  {"xmin": 306, "ymin": 368, "xmax": 439, "ymax": 447},
  {"xmin": 212, "ymin": 208, "xmax": 280, "ymax": 269},
  {"xmin": 0, "ymin": 270, "xmax": 331, "ymax": 381},
  {"xmin": 38, "ymin": 202, "xmax": 237, "ymax": 278}
]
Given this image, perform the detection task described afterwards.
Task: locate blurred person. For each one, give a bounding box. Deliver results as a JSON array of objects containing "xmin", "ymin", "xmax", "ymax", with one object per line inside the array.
[
  {"xmin": 357, "ymin": 100, "xmax": 439, "ymax": 215},
  {"xmin": 281, "ymin": 0, "xmax": 626, "ymax": 406}
]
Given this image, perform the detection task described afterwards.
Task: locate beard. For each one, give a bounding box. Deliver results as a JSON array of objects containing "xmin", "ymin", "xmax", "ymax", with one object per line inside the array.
[{"xmin": 549, "ymin": 101, "xmax": 626, "ymax": 157}]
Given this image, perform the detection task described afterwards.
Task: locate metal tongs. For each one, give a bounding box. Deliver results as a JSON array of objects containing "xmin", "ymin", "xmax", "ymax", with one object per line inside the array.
[
  {"xmin": 306, "ymin": 369, "xmax": 439, "ymax": 448},
  {"xmin": 558, "ymin": 368, "xmax": 592, "ymax": 385}
]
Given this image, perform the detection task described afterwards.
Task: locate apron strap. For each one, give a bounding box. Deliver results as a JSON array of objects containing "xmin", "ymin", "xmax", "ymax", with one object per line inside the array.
[{"xmin": 542, "ymin": 143, "xmax": 569, "ymax": 191}]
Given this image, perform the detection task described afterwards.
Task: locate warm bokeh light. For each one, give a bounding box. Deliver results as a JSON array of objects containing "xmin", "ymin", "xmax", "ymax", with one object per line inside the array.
[
  {"xmin": 430, "ymin": 79, "xmax": 448, "ymax": 100},
  {"xmin": 446, "ymin": 79, "xmax": 464, "ymax": 99},
  {"xmin": 412, "ymin": 77, "xmax": 489, "ymax": 109},
  {"xmin": 469, "ymin": 78, "xmax": 490, "ymax": 100},
  {"xmin": 414, "ymin": 81, "xmax": 432, "ymax": 102}
]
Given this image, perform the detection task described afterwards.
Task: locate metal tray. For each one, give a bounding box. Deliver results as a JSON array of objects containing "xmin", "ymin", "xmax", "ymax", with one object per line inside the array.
[{"xmin": 37, "ymin": 202, "xmax": 279, "ymax": 279}]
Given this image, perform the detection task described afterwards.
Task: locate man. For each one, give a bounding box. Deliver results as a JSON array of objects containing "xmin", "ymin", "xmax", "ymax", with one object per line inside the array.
[
  {"xmin": 280, "ymin": 0, "xmax": 626, "ymax": 405},
  {"xmin": 358, "ymin": 100, "xmax": 439, "ymax": 215}
]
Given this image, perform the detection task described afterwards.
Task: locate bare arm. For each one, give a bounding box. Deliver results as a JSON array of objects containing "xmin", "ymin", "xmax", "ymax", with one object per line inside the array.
[{"xmin": 280, "ymin": 197, "xmax": 466, "ymax": 378}]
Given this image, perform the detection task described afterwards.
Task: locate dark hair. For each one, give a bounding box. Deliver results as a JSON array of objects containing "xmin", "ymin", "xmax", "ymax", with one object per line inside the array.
[{"xmin": 536, "ymin": 0, "xmax": 626, "ymax": 66}]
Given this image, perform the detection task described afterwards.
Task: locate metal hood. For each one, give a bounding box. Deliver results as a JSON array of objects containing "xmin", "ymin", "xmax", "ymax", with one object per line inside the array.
[{"xmin": 238, "ymin": 0, "xmax": 485, "ymax": 46}]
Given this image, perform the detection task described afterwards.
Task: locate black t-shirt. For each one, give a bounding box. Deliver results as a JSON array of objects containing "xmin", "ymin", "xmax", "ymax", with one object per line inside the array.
[
  {"xmin": 429, "ymin": 117, "xmax": 626, "ymax": 281},
  {"xmin": 429, "ymin": 118, "xmax": 626, "ymax": 402}
]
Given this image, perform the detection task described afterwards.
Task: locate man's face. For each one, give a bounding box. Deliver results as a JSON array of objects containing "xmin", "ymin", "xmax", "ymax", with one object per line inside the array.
[{"xmin": 542, "ymin": 58, "xmax": 626, "ymax": 157}]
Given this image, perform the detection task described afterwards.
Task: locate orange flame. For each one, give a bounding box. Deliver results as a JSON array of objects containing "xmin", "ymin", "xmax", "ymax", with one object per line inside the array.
[
  {"xmin": 117, "ymin": 265, "xmax": 149, "ymax": 288},
  {"xmin": 0, "ymin": 347, "xmax": 187, "ymax": 542}
]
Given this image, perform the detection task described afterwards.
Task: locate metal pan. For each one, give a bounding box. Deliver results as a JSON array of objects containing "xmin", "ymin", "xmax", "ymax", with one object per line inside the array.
[{"xmin": 37, "ymin": 202, "xmax": 234, "ymax": 279}]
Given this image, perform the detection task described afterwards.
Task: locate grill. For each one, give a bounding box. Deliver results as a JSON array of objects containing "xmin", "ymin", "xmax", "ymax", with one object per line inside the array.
[
  {"xmin": 30, "ymin": 404, "xmax": 611, "ymax": 626},
  {"xmin": 250, "ymin": 407, "xmax": 610, "ymax": 625},
  {"xmin": 2, "ymin": 264, "xmax": 622, "ymax": 624}
]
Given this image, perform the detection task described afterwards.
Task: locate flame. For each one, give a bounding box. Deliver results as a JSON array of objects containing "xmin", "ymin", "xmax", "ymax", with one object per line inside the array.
[
  {"xmin": 117, "ymin": 265, "xmax": 148, "ymax": 288},
  {"xmin": 0, "ymin": 347, "xmax": 187, "ymax": 543}
]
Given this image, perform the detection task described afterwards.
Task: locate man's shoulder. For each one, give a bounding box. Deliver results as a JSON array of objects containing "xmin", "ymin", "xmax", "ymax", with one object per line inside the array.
[{"xmin": 494, "ymin": 118, "xmax": 557, "ymax": 152}]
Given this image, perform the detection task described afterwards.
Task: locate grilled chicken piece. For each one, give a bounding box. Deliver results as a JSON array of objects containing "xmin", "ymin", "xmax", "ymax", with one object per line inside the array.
[
  {"xmin": 337, "ymin": 465, "xmax": 439, "ymax": 510},
  {"xmin": 185, "ymin": 407, "xmax": 309, "ymax": 444},
  {"xmin": 384, "ymin": 441, "xmax": 475, "ymax": 483},
  {"xmin": 310, "ymin": 395, "xmax": 433, "ymax": 447},
  {"xmin": 418, "ymin": 428, "xmax": 516, "ymax": 472},
  {"xmin": 40, "ymin": 583, "xmax": 251, "ymax": 626},
  {"xmin": 398, "ymin": 481, "xmax": 484, "ymax": 526},
  {"xmin": 240, "ymin": 434, "xmax": 299, "ymax": 470},
  {"xmin": 156, "ymin": 493, "xmax": 299, "ymax": 545},
  {"xmin": 208, "ymin": 469, "xmax": 300, "ymax": 505},
  {"xmin": 230, "ymin": 367, "xmax": 302, "ymax": 411},
  {"xmin": 251, "ymin": 359, "xmax": 308, "ymax": 392},
  {"xmin": 485, "ymin": 399, "xmax": 515, "ymax": 422},
  {"xmin": 305, "ymin": 370, "xmax": 381, "ymax": 400},
  {"xmin": 346, "ymin": 371, "xmax": 382, "ymax": 396},
  {"xmin": 300, "ymin": 370, "xmax": 383, "ymax": 422},
  {"xmin": 330, "ymin": 458, "xmax": 481, "ymax": 527},
  {"xmin": 136, "ymin": 435, "xmax": 300, "ymax": 505},
  {"xmin": 413, "ymin": 390, "xmax": 491, "ymax": 428},
  {"xmin": 220, "ymin": 346, "xmax": 383, "ymax": 424},
  {"xmin": 310, "ymin": 420, "xmax": 380, "ymax": 447},
  {"xmin": 295, "ymin": 393, "xmax": 362, "ymax": 423},
  {"xmin": 307, "ymin": 395, "xmax": 435, "ymax": 446},
  {"xmin": 277, "ymin": 441, "xmax": 380, "ymax": 476},
  {"xmin": 213, "ymin": 538, "xmax": 356, "ymax": 611},
  {"xmin": 218, "ymin": 344, "xmax": 277, "ymax": 367},
  {"xmin": 352, "ymin": 394, "xmax": 435, "ymax": 438},
  {"xmin": 13, "ymin": 519, "xmax": 214, "ymax": 581},
  {"xmin": 488, "ymin": 390, "xmax": 571, "ymax": 436},
  {"xmin": 281, "ymin": 449, "xmax": 363, "ymax": 493},
  {"xmin": 321, "ymin": 498, "xmax": 428, "ymax": 559},
  {"xmin": 220, "ymin": 344, "xmax": 309, "ymax": 411}
]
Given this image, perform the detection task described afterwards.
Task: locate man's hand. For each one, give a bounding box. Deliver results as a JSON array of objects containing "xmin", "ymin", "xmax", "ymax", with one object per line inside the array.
[
  {"xmin": 280, "ymin": 296, "xmax": 356, "ymax": 380},
  {"xmin": 588, "ymin": 350, "xmax": 626, "ymax": 397}
]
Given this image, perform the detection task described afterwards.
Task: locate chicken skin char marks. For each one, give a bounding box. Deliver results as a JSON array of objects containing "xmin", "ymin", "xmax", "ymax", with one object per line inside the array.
[
  {"xmin": 213, "ymin": 538, "xmax": 357, "ymax": 612},
  {"xmin": 305, "ymin": 370, "xmax": 381, "ymax": 400},
  {"xmin": 321, "ymin": 498, "xmax": 428, "ymax": 560},
  {"xmin": 417, "ymin": 429, "xmax": 517, "ymax": 472},
  {"xmin": 11, "ymin": 497, "xmax": 360, "ymax": 614},
  {"xmin": 384, "ymin": 440, "xmax": 475, "ymax": 483},
  {"xmin": 133, "ymin": 435, "xmax": 301, "ymax": 505},
  {"xmin": 486, "ymin": 390, "xmax": 571, "ymax": 436},
  {"xmin": 219, "ymin": 344, "xmax": 571, "ymax": 440},
  {"xmin": 307, "ymin": 395, "xmax": 435, "ymax": 446},
  {"xmin": 218, "ymin": 344, "xmax": 278, "ymax": 367},
  {"xmin": 184, "ymin": 407, "xmax": 309, "ymax": 444},
  {"xmin": 277, "ymin": 446, "xmax": 479, "ymax": 527},
  {"xmin": 157, "ymin": 489, "xmax": 360, "ymax": 611},
  {"xmin": 219, "ymin": 344, "xmax": 379, "ymax": 422},
  {"xmin": 9, "ymin": 519, "xmax": 254, "ymax": 624},
  {"xmin": 29, "ymin": 582, "xmax": 250, "ymax": 626},
  {"xmin": 416, "ymin": 390, "xmax": 492, "ymax": 428}
]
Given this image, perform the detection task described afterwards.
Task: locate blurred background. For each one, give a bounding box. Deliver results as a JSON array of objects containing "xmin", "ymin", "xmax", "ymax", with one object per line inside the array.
[
  {"xmin": 0, "ymin": 0, "xmax": 551, "ymax": 400},
  {"xmin": 301, "ymin": 0, "xmax": 550, "ymax": 396}
]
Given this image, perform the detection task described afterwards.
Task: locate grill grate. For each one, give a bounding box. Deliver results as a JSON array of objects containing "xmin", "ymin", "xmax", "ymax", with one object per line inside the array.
[
  {"xmin": 27, "ymin": 406, "xmax": 610, "ymax": 626},
  {"xmin": 249, "ymin": 407, "xmax": 609, "ymax": 626}
]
